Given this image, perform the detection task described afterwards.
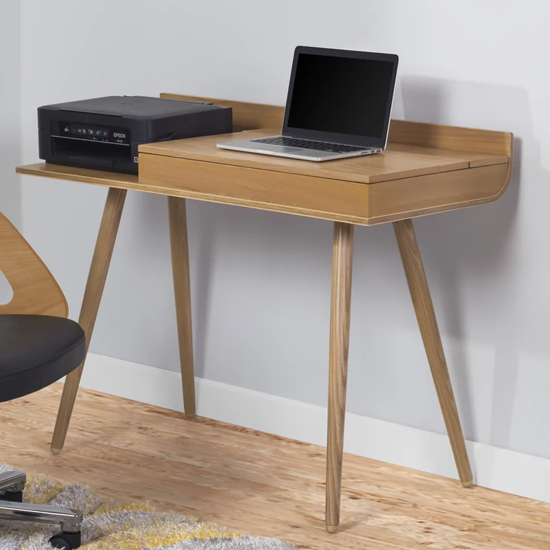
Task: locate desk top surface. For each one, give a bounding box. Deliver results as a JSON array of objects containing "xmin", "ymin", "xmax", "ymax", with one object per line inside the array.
[
  {"xmin": 139, "ymin": 129, "xmax": 509, "ymax": 185},
  {"xmin": 16, "ymin": 93, "xmax": 513, "ymax": 225}
]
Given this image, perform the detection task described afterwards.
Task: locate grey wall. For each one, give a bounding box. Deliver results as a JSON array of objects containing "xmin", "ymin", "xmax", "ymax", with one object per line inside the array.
[
  {"xmin": 0, "ymin": 0, "xmax": 21, "ymax": 304},
  {"xmin": 0, "ymin": 0, "xmax": 21, "ymax": 226},
  {"xmin": 19, "ymin": 0, "xmax": 550, "ymax": 458}
]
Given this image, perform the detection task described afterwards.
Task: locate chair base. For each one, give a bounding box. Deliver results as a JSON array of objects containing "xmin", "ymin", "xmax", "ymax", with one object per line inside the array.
[{"xmin": 0, "ymin": 470, "xmax": 82, "ymax": 549}]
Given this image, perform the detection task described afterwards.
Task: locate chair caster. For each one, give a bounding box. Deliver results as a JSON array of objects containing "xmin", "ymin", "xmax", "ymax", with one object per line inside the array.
[
  {"xmin": 0, "ymin": 491, "xmax": 23, "ymax": 502},
  {"xmin": 49, "ymin": 531, "xmax": 81, "ymax": 549}
]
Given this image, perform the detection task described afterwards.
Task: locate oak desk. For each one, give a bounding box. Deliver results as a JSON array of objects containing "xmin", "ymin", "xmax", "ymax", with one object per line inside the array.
[{"xmin": 16, "ymin": 93, "xmax": 513, "ymax": 534}]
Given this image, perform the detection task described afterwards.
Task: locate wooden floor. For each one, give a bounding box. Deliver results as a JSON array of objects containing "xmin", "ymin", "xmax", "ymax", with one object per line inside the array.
[{"xmin": 1, "ymin": 386, "xmax": 549, "ymax": 550}]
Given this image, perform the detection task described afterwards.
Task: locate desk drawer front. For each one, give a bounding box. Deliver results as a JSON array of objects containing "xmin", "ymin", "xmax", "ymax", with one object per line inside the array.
[
  {"xmin": 139, "ymin": 154, "xmax": 370, "ymax": 225},
  {"xmin": 368, "ymin": 163, "xmax": 510, "ymax": 224}
]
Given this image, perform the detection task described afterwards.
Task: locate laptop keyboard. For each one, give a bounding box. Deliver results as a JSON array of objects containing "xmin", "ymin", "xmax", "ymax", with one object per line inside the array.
[{"xmin": 252, "ymin": 136, "xmax": 370, "ymax": 153}]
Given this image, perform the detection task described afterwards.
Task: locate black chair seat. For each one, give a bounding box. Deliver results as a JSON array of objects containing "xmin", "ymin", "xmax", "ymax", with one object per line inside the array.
[{"xmin": 0, "ymin": 315, "xmax": 86, "ymax": 402}]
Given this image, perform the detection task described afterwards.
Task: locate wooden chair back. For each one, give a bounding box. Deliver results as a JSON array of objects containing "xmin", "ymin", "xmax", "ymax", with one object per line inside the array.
[{"xmin": 0, "ymin": 211, "xmax": 67, "ymax": 317}]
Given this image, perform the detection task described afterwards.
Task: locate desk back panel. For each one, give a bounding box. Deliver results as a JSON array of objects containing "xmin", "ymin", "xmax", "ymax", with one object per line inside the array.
[
  {"xmin": 388, "ymin": 120, "xmax": 513, "ymax": 157},
  {"xmin": 160, "ymin": 93, "xmax": 284, "ymax": 132},
  {"xmin": 160, "ymin": 93, "xmax": 513, "ymax": 158}
]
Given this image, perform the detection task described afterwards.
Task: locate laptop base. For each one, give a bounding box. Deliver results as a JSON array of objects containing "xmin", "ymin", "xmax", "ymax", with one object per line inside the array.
[{"xmin": 216, "ymin": 139, "xmax": 381, "ymax": 162}]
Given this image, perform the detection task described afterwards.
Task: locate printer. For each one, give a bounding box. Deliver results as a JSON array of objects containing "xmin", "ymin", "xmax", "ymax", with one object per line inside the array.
[{"xmin": 38, "ymin": 96, "xmax": 233, "ymax": 174}]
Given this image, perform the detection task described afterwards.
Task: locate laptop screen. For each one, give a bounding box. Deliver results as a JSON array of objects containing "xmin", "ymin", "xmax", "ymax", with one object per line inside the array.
[{"xmin": 283, "ymin": 48, "xmax": 398, "ymax": 147}]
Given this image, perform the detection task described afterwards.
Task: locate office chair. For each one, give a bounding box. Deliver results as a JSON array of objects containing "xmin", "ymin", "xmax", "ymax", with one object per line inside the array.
[{"xmin": 0, "ymin": 210, "xmax": 86, "ymax": 549}]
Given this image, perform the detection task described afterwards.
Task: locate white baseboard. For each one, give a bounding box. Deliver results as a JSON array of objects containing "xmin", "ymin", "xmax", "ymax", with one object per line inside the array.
[{"xmin": 80, "ymin": 352, "xmax": 550, "ymax": 503}]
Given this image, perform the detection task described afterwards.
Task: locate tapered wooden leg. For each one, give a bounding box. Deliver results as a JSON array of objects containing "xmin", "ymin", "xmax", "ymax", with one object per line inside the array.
[
  {"xmin": 51, "ymin": 188, "xmax": 127, "ymax": 454},
  {"xmin": 393, "ymin": 218, "xmax": 472, "ymax": 487},
  {"xmin": 326, "ymin": 222, "xmax": 354, "ymax": 534},
  {"xmin": 168, "ymin": 197, "xmax": 196, "ymax": 418}
]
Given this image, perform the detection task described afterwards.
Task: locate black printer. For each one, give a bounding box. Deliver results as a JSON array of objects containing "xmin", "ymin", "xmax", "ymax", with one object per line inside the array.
[{"xmin": 38, "ymin": 96, "xmax": 233, "ymax": 174}]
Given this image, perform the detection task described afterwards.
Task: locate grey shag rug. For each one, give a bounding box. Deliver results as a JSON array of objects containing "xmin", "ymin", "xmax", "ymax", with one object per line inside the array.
[{"xmin": 0, "ymin": 464, "xmax": 295, "ymax": 550}]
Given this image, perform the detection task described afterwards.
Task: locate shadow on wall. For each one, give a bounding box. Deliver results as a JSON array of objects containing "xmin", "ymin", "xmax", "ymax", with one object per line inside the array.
[
  {"xmin": 187, "ymin": 202, "xmax": 332, "ymax": 384},
  {"xmin": 190, "ymin": 209, "xmax": 217, "ymax": 380},
  {"xmin": 400, "ymin": 76, "xmax": 547, "ymax": 458},
  {"xmin": 183, "ymin": 76, "xmax": 546, "ymax": 463}
]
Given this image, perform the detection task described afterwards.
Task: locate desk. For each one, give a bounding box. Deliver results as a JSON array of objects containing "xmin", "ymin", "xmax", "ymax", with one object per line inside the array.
[{"xmin": 17, "ymin": 93, "xmax": 513, "ymax": 533}]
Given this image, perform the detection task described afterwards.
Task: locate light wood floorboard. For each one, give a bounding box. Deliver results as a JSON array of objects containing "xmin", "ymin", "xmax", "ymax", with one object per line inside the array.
[{"xmin": 1, "ymin": 385, "xmax": 549, "ymax": 550}]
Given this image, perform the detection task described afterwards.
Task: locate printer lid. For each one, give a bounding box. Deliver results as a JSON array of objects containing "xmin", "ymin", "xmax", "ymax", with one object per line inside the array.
[{"xmin": 42, "ymin": 96, "xmax": 217, "ymax": 119}]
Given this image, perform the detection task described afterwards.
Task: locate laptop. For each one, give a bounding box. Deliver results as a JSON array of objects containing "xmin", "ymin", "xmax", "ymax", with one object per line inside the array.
[{"xmin": 217, "ymin": 46, "xmax": 399, "ymax": 162}]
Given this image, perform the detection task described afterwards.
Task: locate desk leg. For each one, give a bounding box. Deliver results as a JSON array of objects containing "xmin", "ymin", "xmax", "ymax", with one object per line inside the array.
[
  {"xmin": 168, "ymin": 197, "xmax": 196, "ymax": 418},
  {"xmin": 393, "ymin": 219, "xmax": 472, "ymax": 487},
  {"xmin": 326, "ymin": 222, "xmax": 354, "ymax": 534},
  {"xmin": 51, "ymin": 188, "xmax": 127, "ymax": 454}
]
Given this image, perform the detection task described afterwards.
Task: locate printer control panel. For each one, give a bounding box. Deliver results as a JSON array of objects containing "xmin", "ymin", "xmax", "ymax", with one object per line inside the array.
[{"xmin": 56, "ymin": 122, "xmax": 131, "ymax": 145}]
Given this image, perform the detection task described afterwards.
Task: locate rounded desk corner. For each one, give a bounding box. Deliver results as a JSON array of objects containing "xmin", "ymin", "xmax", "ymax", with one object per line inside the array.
[{"xmin": 487, "ymin": 146, "xmax": 514, "ymax": 207}]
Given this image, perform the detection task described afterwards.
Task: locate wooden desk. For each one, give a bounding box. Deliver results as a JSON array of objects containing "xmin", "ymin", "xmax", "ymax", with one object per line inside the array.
[{"xmin": 16, "ymin": 93, "xmax": 513, "ymax": 534}]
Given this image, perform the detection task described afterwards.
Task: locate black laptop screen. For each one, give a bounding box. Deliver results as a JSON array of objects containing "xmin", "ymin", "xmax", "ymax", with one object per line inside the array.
[{"xmin": 286, "ymin": 53, "xmax": 395, "ymax": 140}]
